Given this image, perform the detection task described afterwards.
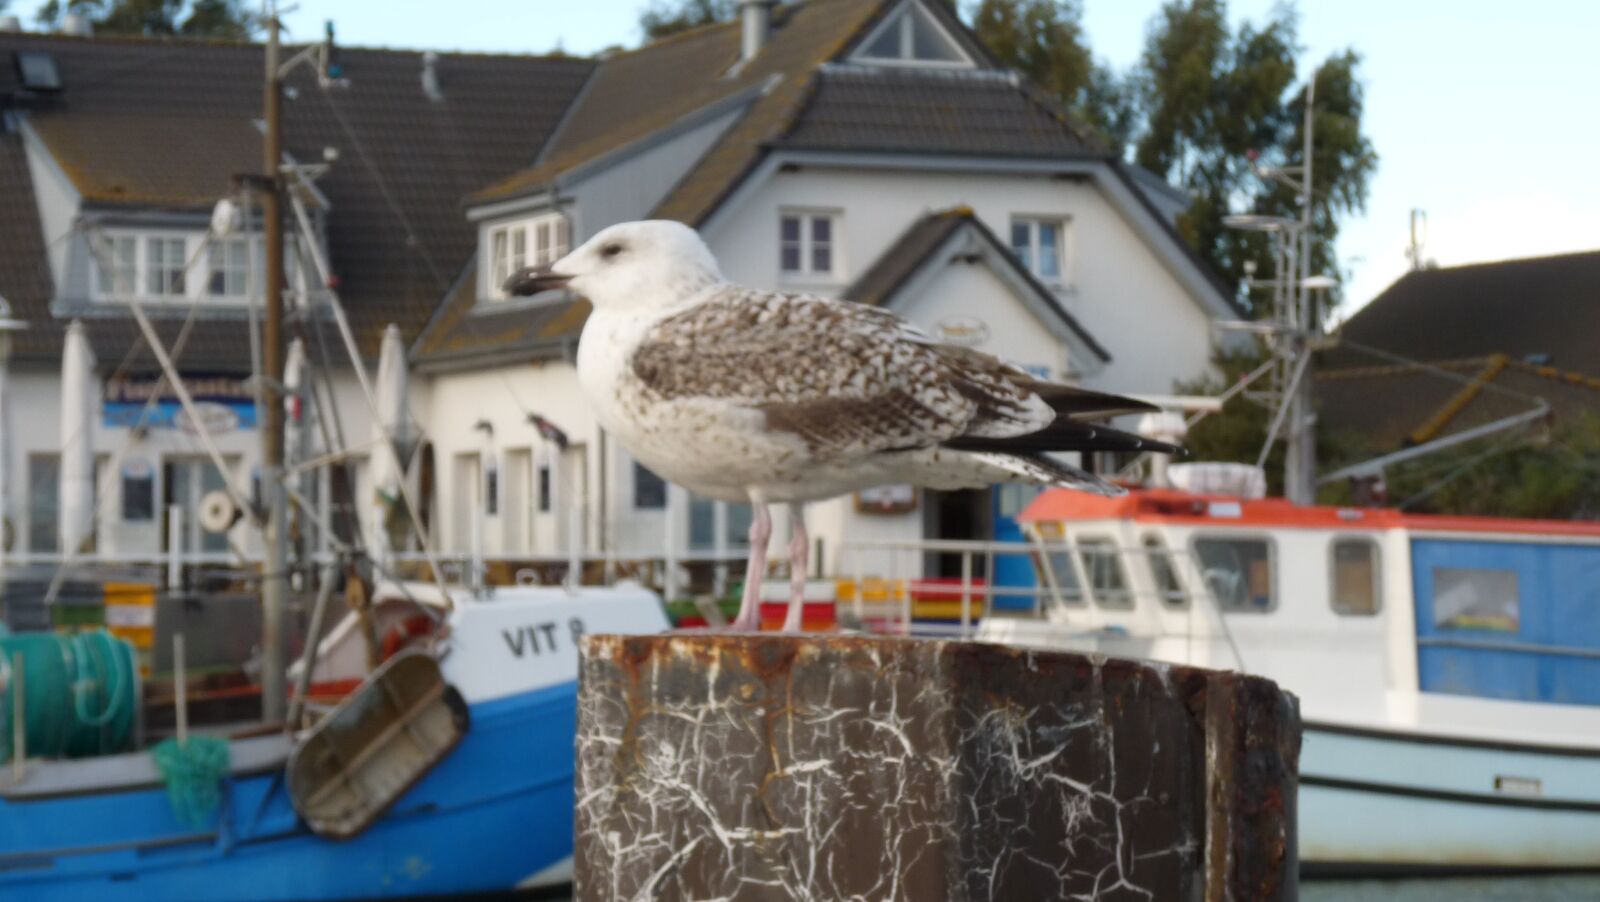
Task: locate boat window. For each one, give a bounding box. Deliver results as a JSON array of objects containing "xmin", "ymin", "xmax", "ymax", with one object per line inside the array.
[
  {"xmin": 1079, "ymin": 537, "xmax": 1133, "ymax": 609},
  {"xmin": 1193, "ymin": 536, "xmax": 1275, "ymax": 612},
  {"xmin": 1031, "ymin": 523, "xmax": 1084, "ymax": 605},
  {"xmin": 1330, "ymin": 538, "xmax": 1381, "ymax": 616},
  {"xmin": 1433, "ymin": 567, "xmax": 1519, "ymax": 632},
  {"xmin": 1142, "ymin": 534, "xmax": 1186, "ymax": 608}
]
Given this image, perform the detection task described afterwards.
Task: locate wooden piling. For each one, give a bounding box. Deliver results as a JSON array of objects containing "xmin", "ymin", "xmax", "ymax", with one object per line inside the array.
[{"xmin": 574, "ymin": 634, "xmax": 1299, "ymax": 901}]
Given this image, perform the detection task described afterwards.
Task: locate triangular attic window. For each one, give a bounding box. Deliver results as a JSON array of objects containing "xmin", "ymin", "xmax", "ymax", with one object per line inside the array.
[{"xmin": 853, "ymin": 2, "xmax": 972, "ymax": 67}]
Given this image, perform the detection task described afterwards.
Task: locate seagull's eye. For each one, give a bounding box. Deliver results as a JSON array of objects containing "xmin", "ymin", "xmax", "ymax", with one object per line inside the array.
[{"xmin": 600, "ymin": 242, "xmax": 625, "ymax": 260}]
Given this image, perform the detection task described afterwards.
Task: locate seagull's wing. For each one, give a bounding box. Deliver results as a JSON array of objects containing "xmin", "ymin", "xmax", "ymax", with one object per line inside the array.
[{"xmin": 630, "ymin": 288, "xmax": 1179, "ymax": 463}]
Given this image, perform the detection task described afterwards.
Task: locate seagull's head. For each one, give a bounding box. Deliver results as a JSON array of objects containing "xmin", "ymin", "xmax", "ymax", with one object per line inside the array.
[{"xmin": 503, "ymin": 220, "xmax": 723, "ymax": 310}]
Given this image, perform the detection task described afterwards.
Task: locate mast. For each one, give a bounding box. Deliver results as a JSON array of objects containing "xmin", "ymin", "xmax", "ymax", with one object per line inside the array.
[
  {"xmin": 259, "ymin": 2, "xmax": 288, "ymax": 723},
  {"xmin": 1283, "ymin": 76, "xmax": 1318, "ymax": 505}
]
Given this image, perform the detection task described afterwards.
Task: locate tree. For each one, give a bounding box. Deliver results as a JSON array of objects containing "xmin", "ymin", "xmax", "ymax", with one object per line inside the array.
[
  {"xmin": 1134, "ymin": 1, "xmax": 1375, "ymax": 309},
  {"xmin": 969, "ymin": 0, "xmax": 1131, "ymax": 148},
  {"xmin": 639, "ymin": 0, "xmax": 735, "ymax": 41},
  {"xmin": 34, "ymin": 0, "xmax": 255, "ymax": 38}
]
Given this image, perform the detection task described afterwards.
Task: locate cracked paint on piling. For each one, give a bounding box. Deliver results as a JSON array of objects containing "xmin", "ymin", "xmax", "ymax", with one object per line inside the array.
[{"xmin": 575, "ymin": 634, "xmax": 1298, "ymax": 901}]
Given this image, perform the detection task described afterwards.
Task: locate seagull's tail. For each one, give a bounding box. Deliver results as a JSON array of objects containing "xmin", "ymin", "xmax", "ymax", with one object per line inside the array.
[{"xmin": 968, "ymin": 452, "xmax": 1125, "ymax": 497}]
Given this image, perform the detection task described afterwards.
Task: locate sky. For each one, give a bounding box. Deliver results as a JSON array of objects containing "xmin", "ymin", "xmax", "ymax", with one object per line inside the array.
[{"xmin": 274, "ymin": 0, "xmax": 1600, "ymax": 314}]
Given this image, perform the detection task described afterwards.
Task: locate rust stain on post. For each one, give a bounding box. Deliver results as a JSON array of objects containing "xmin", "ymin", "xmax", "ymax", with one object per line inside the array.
[{"xmin": 576, "ymin": 634, "xmax": 1299, "ymax": 901}]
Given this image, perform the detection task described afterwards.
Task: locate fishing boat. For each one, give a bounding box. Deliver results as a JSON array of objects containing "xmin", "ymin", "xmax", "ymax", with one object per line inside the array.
[
  {"xmin": 0, "ymin": 6, "xmax": 674, "ymax": 898},
  {"xmin": 1, "ymin": 580, "xmax": 667, "ymax": 900},
  {"xmin": 975, "ymin": 477, "xmax": 1600, "ymax": 873}
]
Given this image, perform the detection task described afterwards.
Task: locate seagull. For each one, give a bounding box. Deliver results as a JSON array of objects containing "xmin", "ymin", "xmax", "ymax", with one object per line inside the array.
[{"xmin": 506, "ymin": 220, "xmax": 1179, "ymax": 632}]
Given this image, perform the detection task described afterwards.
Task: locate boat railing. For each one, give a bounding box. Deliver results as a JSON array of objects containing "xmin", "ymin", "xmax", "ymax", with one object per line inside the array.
[{"xmin": 833, "ymin": 536, "xmax": 1217, "ymax": 640}]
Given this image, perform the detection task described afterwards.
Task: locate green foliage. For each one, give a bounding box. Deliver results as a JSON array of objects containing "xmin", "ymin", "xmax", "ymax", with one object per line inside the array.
[
  {"xmin": 1332, "ymin": 415, "xmax": 1600, "ymax": 520},
  {"xmin": 969, "ymin": 1, "xmax": 1131, "ymax": 149},
  {"xmin": 34, "ymin": 0, "xmax": 254, "ymax": 38},
  {"xmin": 639, "ymin": 0, "xmax": 736, "ymax": 41},
  {"xmin": 1135, "ymin": 1, "xmax": 1376, "ymax": 310}
]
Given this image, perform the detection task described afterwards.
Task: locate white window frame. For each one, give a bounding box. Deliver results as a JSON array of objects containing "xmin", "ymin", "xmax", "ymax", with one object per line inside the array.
[
  {"xmin": 95, "ymin": 234, "xmax": 138, "ymax": 297},
  {"xmin": 92, "ymin": 230, "xmax": 258, "ymax": 306},
  {"xmin": 145, "ymin": 234, "xmax": 189, "ymax": 298},
  {"xmin": 207, "ymin": 237, "xmax": 252, "ymax": 299},
  {"xmin": 778, "ymin": 210, "xmax": 842, "ymax": 282},
  {"xmin": 852, "ymin": 1, "xmax": 974, "ymax": 68},
  {"xmin": 1010, "ymin": 216, "xmax": 1072, "ymax": 287},
  {"xmin": 1191, "ymin": 533, "xmax": 1279, "ymax": 614},
  {"xmin": 485, "ymin": 213, "xmax": 570, "ymax": 301}
]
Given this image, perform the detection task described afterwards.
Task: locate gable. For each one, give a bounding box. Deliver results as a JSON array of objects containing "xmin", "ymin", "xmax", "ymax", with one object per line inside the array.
[
  {"xmin": 896, "ymin": 252, "xmax": 1079, "ymax": 381},
  {"xmin": 843, "ymin": 209, "xmax": 1109, "ymax": 373},
  {"xmin": 849, "ymin": 0, "xmax": 978, "ymax": 68}
]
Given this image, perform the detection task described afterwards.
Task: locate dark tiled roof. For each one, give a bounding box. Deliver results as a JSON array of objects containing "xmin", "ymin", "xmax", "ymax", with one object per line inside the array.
[
  {"xmin": 1318, "ymin": 252, "xmax": 1600, "ymax": 447},
  {"xmin": 475, "ymin": 0, "xmax": 898, "ymax": 216},
  {"xmin": 841, "ymin": 207, "xmax": 969, "ymax": 307},
  {"xmin": 1332, "ymin": 252, "xmax": 1600, "ymax": 373},
  {"xmin": 468, "ymin": 20, "xmax": 742, "ymax": 204},
  {"xmin": 843, "ymin": 206, "xmax": 1109, "ymax": 362},
  {"xmin": 0, "ymin": 131, "xmax": 58, "ymax": 360},
  {"xmin": 0, "ymin": 31, "xmax": 594, "ymax": 366},
  {"xmin": 780, "ymin": 67, "xmax": 1104, "ymax": 158},
  {"xmin": 410, "ymin": 258, "xmax": 590, "ymax": 368}
]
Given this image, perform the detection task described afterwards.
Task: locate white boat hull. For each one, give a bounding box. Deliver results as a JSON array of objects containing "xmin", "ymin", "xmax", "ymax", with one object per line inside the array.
[{"xmin": 1300, "ymin": 723, "xmax": 1600, "ymax": 872}]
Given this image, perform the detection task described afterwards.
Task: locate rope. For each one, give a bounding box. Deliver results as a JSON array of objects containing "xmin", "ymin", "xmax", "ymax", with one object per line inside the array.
[{"xmin": 70, "ymin": 631, "xmax": 126, "ymax": 729}]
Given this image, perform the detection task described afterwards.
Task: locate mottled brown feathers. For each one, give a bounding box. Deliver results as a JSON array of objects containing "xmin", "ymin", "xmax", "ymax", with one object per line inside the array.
[{"xmin": 627, "ymin": 287, "xmax": 1169, "ymax": 460}]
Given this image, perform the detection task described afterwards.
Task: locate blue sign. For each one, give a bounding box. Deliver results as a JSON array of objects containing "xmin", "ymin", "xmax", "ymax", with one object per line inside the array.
[{"xmin": 102, "ymin": 373, "xmax": 258, "ymax": 433}]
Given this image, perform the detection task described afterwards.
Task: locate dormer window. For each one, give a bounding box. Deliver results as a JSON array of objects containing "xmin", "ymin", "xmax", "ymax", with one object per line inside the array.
[
  {"xmin": 97, "ymin": 235, "xmax": 138, "ymax": 296},
  {"xmin": 853, "ymin": 1, "xmax": 972, "ymax": 67},
  {"xmin": 93, "ymin": 229, "xmax": 259, "ymax": 304},
  {"xmin": 485, "ymin": 212, "xmax": 569, "ymax": 301},
  {"xmin": 208, "ymin": 238, "xmax": 251, "ymax": 298}
]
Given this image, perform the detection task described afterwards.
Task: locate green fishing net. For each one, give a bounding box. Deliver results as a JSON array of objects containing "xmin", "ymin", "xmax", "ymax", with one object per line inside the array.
[{"xmin": 150, "ymin": 736, "xmax": 231, "ymax": 829}]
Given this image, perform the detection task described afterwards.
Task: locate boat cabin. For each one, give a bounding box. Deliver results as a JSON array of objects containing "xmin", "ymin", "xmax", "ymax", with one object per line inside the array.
[{"xmin": 1000, "ymin": 487, "xmax": 1600, "ymax": 737}]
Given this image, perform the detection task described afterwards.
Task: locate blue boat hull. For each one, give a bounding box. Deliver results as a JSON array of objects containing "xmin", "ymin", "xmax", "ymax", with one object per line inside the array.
[{"xmin": 3, "ymin": 682, "xmax": 579, "ymax": 901}]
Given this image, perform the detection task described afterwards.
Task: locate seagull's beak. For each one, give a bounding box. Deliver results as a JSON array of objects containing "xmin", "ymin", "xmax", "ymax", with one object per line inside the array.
[{"xmin": 504, "ymin": 264, "xmax": 573, "ymax": 297}]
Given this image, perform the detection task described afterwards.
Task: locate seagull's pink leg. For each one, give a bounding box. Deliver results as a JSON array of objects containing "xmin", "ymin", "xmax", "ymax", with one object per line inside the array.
[
  {"xmin": 782, "ymin": 505, "xmax": 808, "ymax": 633},
  {"xmin": 730, "ymin": 502, "xmax": 771, "ymax": 631}
]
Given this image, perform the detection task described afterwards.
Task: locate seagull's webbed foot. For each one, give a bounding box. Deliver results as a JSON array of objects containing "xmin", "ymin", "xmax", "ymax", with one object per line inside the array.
[{"xmin": 730, "ymin": 500, "xmax": 771, "ymax": 632}]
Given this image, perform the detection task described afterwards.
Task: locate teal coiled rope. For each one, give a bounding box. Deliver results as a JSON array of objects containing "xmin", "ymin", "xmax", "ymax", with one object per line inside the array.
[{"xmin": 0, "ymin": 629, "xmax": 137, "ymax": 762}]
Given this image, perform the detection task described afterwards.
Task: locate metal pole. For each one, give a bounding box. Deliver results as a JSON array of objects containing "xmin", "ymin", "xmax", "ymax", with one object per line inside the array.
[
  {"xmin": 960, "ymin": 551, "xmax": 972, "ymax": 639},
  {"xmin": 10, "ymin": 651, "xmax": 23, "ymax": 782},
  {"xmin": 166, "ymin": 504, "xmax": 182, "ymax": 590},
  {"xmin": 173, "ymin": 634, "xmax": 188, "ymax": 747},
  {"xmin": 287, "ymin": 562, "xmax": 339, "ymax": 730},
  {"xmin": 1284, "ymin": 77, "xmax": 1318, "ymax": 505},
  {"xmin": 259, "ymin": 3, "xmax": 289, "ymax": 724}
]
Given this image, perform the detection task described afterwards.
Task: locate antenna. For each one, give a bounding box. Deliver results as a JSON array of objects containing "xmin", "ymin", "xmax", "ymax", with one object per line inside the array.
[{"xmin": 1406, "ymin": 209, "xmax": 1428, "ymax": 271}]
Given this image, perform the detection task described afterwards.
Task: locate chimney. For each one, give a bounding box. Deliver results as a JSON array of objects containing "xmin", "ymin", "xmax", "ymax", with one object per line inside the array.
[
  {"xmin": 421, "ymin": 51, "xmax": 443, "ymax": 102},
  {"xmin": 739, "ymin": 0, "xmax": 775, "ymax": 62},
  {"xmin": 60, "ymin": 13, "xmax": 92, "ymax": 37}
]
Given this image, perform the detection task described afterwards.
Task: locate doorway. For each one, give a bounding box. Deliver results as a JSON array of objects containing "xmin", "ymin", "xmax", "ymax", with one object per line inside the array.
[
  {"xmin": 164, "ymin": 456, "xmax": 235, "ymax": 555},
  {"xmin": 922, "ymin": 488, "xmax": 992, "ymax": 578}
]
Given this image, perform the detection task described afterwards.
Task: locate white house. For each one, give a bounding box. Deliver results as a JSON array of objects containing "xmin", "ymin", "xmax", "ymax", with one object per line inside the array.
[
  {"xmin": 0, "ymin": 26, "xmax": 593, "ymax": 570},
  {"xmin": 0, "ymin": 0, "xmax": 1235, "ymax": 595},
  {"xmin": 410, "ymin": 0, "xmax": 1240, "ymax": 589}
]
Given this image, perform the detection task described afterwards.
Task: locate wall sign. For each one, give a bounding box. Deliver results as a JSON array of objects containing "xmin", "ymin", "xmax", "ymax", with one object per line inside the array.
[
  {"xmin": 933, "ymin": 316, "xmax": 989, "ymax": 346},
  {"xmin": 103, "ymin": 373, "xmax": 257, "ymax": 432},
  {"xmin": 855, "ymin": 484, "xmax": 917, "ymax": 515}
]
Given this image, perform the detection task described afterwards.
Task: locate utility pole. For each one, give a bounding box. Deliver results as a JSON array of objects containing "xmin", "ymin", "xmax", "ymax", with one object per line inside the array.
[{"xmin": 259, "ymin": 2, "xmax": 288, "ymax": 724}]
